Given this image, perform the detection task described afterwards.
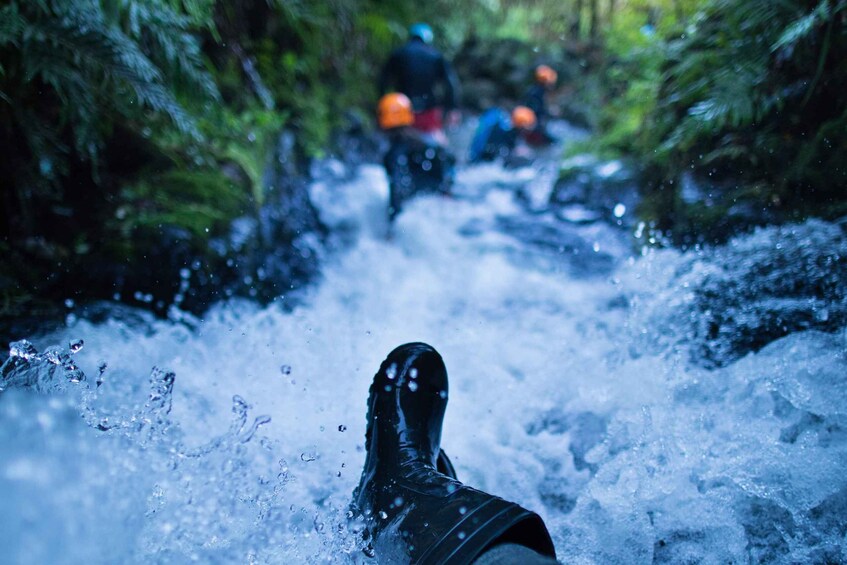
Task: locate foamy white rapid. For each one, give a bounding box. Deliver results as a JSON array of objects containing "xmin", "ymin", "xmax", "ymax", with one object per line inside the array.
[{"xmin": 2, "ymin": 150, "xmax": 845, "ymax": 564}]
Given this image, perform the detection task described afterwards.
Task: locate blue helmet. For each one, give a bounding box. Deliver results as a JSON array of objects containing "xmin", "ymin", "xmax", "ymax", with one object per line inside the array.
[{"xmin": 409, "ymin": 22, "xmax": 434, "ymax": 45}]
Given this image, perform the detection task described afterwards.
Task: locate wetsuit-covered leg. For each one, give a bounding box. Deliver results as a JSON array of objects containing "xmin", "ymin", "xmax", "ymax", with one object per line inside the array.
[
  {"xmin": 351, "ymin": 343, "xmax": 557, "ymax": 564},
  {"xmin": 385, "ymin": 145, "xmax": 416, "ymax": 224},
  {"xmin": 473, "ymin": 543, "xmax": 560, "ymax": 564}
]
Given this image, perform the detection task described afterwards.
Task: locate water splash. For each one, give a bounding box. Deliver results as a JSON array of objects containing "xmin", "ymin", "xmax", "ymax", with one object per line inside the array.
[
  {"xmin": 1, "ymin": 340, "xmax": 85, "ymax": 392},
  {"xmin": 2, "ymin": 141, "xmax": 845, "ymax": 563},
  {"xmin": 0, "ymin": 339, "xmax": 362, "ymax": 563}
]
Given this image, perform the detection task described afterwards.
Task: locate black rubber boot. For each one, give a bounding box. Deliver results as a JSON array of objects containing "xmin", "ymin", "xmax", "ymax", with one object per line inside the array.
[{"xmin": 351, "ymin": 343, "xmax": 556, "ymax": 563}]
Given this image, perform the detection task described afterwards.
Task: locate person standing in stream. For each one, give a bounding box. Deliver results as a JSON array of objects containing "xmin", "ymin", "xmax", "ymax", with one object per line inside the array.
[{"xmin": 379, "ymin": 22, "xmax": 461, "ymax": 147}]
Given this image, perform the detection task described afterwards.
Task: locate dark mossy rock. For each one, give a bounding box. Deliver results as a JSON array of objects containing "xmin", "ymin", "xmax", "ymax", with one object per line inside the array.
[
  {"xmin": 549, "ymin": 154, "xmax": 641, "ymax": 227},
  {"xmin": 452, "ymin": 36, "xmax": 597, "ymax": 124},
  {"xmin": 637, "ymin": 167, "xmax": 797, "ymax": 248},
  {"xmin": 640, "ymin": 219, "xmax": 847, "ymax": 369},
  {"xmin": 0, "ymin": 126, "xmax": 327, "ymax": 345}
]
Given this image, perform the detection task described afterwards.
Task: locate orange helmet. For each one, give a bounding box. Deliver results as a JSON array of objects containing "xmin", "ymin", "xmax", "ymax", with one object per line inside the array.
[
  {"xmin": 377, "ymin": 93, "xmax": 414, "ymax": 129},
  {"xmin": 535, "ymin": 64, "xmax": 558, "ymax": 86},
  {"xmin": 511, "ymin": 106, "xmax": 537, "ymax": 129}
]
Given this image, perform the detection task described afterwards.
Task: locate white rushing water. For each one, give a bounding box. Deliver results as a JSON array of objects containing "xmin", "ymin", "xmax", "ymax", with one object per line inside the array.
[{"xmin": 2, "ymin": 147, "xmax": 846, "ymax": 564}]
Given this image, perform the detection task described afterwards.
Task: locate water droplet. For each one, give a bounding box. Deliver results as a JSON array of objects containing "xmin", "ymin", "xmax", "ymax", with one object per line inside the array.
[
  {"xmin": 43, "ymin": 346, "xmax": 63, "ymax": 365},
  {"xmin": 386, "ymin": 363, "xmax": 397, "ymax": 380},
  {"xmin": 280, "ymin": 364, "xmax": 292, "ymax": 375},
  {"xmin": 9, "ymin": 340, "xmax": 38, "ymax": 360},
  {"xmin": 458, "ymin": 531, "xmax": 466, "ymax": 540},
  {"xmin": 394, "ymin": 496, "xmax": 404, "ymax": 507},
  {"xmin": 338, "ymin": 424, "xmax": 347, "ymax": 432},
  {"xmin": 300, "ymin": 451, "xmax": 318, "ymax": 462},
  {"xmin": 409, "ymin": 368, "xmax": 418, "ymax": 379},
  {"xmin": 64, "ymin": 298, "xmax": 75, "ymax": 308},
  {"xmin": 613, "ymin": 203, "xmax": 626, "ymax": 218},
  {"xmin": 593, "ymin": 242, "xmax": 600, "ymax": 253},
  {"xmin": 408, "ymin": 381, "xmax": 418, "ymax": 392},
  {"xmin": 378, "ymin": 511, "xmax": 388, "ymax": 520},
  {"xmin": 96, "ymin": 360, "xmax": 107, "ymax": 387},
  {"xmin": 459, "ymin": 506, "xmax": 467, "ymax": 515},
  {"xmin": 69, "ymin": 339, "xmax": 84, "ymax": 353},
  {"xmin": 439, "ymin": 390, "xmax": 447, "ymax": 399}
]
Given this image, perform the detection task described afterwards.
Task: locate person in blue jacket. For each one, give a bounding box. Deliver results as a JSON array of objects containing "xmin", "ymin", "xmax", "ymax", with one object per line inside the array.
[{"xmin": 468, "ymin": 106, "xmax": 537, "ymax": 164}]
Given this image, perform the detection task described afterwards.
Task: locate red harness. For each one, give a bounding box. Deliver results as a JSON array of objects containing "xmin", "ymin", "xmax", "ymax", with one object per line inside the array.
[{"xmin": 413, "ymin": 108, "xmax": 444, "ymax": 133}]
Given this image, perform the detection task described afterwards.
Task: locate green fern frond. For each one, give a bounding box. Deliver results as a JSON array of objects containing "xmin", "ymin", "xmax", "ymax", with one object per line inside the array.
[
  {"xmin": 0, "ymin": 4, "xmax": 26, "ymax": 44},
  {"xmin": 687, "ymin": 59, "xmax": 765, "ymax": 129},
  {"xmin": 1, "ymin": 0, "xmax": 218, "ymax": 199},
  {"xmin": 771, "ymin": 0, "xmax": 831, "ymax": 54},
  {"xmin": 132, "ymin": 4, "xmax": 220, "ymax": 100}
]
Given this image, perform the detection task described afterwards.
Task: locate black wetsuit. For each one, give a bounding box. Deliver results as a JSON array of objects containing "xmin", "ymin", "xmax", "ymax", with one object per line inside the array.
[
  {"xmin": 383, "ymin": 129, "xmax": 455, "ymax": 221},
  {"xmin": 523, "ymin": 84, "xmax": 548, "ymax": 122},
  {"xmin": 379, "ymin": 39, "xmax": 459, "ymax": 112},
  {"xmin": 522, "ymin": 84, "xmax": 556, "ymax": 146}
]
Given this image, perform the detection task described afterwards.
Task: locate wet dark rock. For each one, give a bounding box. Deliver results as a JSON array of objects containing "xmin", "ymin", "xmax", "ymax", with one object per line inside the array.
[
  {"xmin": 496, "ymin": 215, "xmax": 618, "ymax": 278},
  {"xmin": 646, "ymin": 220, "xmax": 847, "ymax": 368},
  {"xmin": 538, "ymin": 477, "xmax": 578, "ymax": 514},
  {"xmin": 645, "ymin": 170, "xmax": 790, "ymax": 247},
  {"xmin": 652, "ymin": 530, "xmax": 711, "ymax": 564},
  {"xmin": 526, "ymin": 409, "xmax": 608, "ymax": 474},
  {"xmin": 454, "ymin": 37, "xmax": 538, "ymax": 110},
  {"xmin": 549, "ymin": 155, "xmax": 641, "ymax": 228},
  {"xmin": 809, "ymin": 486, "xmax": 847, "ymax": 539},
  {"xmin": 452, "ymin": 37, "xmax": 594, "ymax": 127},
  {"xmin": 738, "ymin": 497, "xmax": 795, "ymax": 564}
]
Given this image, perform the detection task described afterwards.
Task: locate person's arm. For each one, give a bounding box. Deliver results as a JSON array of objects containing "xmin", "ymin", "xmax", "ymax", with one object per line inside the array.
[{"xmin": 440, "ymin": 56, "xmax": 460, "ymax": 111}]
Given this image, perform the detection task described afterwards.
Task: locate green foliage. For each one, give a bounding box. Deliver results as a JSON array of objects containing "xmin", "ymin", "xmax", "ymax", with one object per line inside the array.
[
  {"xmin": 0, "ymin": 0, "xmax": 217, "ymax": 169},
  {"xmin": 591, "ymin": 0, "xmax": 847, "ymax": 242},
  {"xmin": 198, "ymin": 106, "xmax": 288, "ymax": 206},
  {"xmin": 112, "ymin": 168, "xmax": 247, "ymax": 242}
]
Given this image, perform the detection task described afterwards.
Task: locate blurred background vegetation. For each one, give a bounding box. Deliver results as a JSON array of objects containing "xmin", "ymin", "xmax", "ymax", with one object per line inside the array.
[{"xmin": 1, "ymin": 0, "xmax": 844, "ymax": 325}]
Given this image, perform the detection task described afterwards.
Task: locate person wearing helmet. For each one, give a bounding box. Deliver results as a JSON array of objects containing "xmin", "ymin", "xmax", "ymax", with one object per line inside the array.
[
  {"xmin": 468, "ymin": 106, "xmax": 537, "ymax": 165},
  {"xmin": 522, "ymin": 64, "xmax": 558, "ymax": 146},
  {"xmin": 351, "ymin": 343, "xmax": 559, "ymax": 564},
  {"xmin": 379, "ymin": 22, "xmax": 461, "ymax": 146},
  {"xmin": 377, "ymin": 93, "xmax": 455, "ymax": 228}
]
